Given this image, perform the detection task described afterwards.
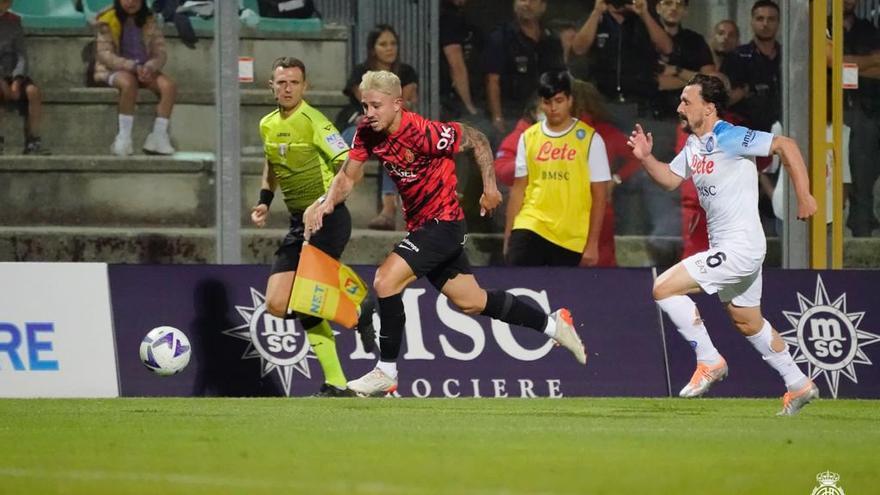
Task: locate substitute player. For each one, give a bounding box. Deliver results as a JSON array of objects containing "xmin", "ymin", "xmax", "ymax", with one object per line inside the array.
[
  {"xmin": 304, "ymin": 70, "xmax": 586, "ymax": 397},
  {"xmin": 251, "ymin": 57, "xmax": 374, "ymax": 397},
  {"xmin": 505, "ymin": 70, "xmax": 611, "ymax": 267},
  {"xmin": 628, "ymin": 74, "xmax": 819, "ymax": 415}
]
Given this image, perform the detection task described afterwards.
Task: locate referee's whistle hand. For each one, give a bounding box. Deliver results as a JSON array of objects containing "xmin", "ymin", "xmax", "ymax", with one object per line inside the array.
[{"xmin": 251, "ymin": 205, "xmax": 269, "ymax": 228}]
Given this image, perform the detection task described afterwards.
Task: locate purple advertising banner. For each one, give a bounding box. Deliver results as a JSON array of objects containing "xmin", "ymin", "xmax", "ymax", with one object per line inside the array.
[
  {"xmin": 663, "ymin": 270, "xmax": 880, "ymax": 399},
  {"xmin": 108, "ymin": 265, "xmax": 668, "ymax": 398},
  {"xmin": 108, "ymin": 266, "xmax": 880, "ymax": 398}
]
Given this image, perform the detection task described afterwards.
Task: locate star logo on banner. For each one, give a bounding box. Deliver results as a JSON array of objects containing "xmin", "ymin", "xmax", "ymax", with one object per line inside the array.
[
  {"xmin": 779, "ymin": 275, "xmax": 880, "ymax": 398},
  {"xmin": 223, "ymin": 288, "xmax": 317, "ymax": 396}
]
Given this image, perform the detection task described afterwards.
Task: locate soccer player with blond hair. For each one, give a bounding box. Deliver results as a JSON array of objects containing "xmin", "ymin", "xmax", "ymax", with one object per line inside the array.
[{"xmin": 304, "ymin": 70, "xmax": 587, "ymax": 396}]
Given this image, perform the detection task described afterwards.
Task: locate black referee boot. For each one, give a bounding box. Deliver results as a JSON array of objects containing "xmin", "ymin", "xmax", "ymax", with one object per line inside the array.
[{"xmin": 313, "ymin": 383, "xmax": 356, "ymax": 397}]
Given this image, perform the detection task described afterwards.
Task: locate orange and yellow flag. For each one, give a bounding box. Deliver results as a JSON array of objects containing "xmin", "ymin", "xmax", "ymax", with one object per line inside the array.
[{"xmin": 289, "ymin": 243, "xmax": 368, "ymax": 328}]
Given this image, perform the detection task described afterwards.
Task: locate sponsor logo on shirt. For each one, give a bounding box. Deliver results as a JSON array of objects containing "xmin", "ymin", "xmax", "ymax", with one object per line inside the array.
[
  {"xmin": 697, "ymin": 185, "xmax": 717, "ymax": 197},
  {"xmin": 742, "ymin": 129, "xmax": 756, "ymax": 148},
  {"xmin": 690, "ymin": 155, "xmax": 715, "ymax": 175},
  {"xmin": 386, "ymin": 162, "xmax": 418, "ymax": 180},
  {"xmin": 437, "ymin": 125, "xmax": 456, "ymax": 151},
  {"xmin": 541, "ymin": 170, "xmax": 571, "ymax": 181},
  {"xmin": 536, "ymin": 141, "xmax": 577, "ymax": 162},
  {"xmin": 325, "ymin": 133, "xmax": 347, "ymax": 153}
]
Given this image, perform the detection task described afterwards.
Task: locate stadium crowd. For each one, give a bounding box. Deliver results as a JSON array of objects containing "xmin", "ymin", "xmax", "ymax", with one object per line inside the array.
[{"xmin": 1, "ymin": 0, "xmax": 879, "ymax": 267}]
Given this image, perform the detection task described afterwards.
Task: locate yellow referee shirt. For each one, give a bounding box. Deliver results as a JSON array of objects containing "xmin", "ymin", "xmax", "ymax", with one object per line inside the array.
[{"xmin": 259, "ymin": 101, "xmax": 349, "ymax": 213}]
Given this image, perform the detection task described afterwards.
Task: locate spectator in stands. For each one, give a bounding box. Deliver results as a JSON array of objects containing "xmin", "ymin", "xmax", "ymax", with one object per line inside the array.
[
  {"xmin": 555, "ymin": 20, "xmax": 578, "ymax": 64},
  {"xmin": 483, "ymin": 0, "xmax": 564, "ymax": 138},
  {"xmin": 655, "ymin": 0, "xmax": 716, "ymax": 120},
  {"xmin": 152, "ymin": 0, "xmax": 198, "ymax": 49},
  {"xmin": 772, "ymin": 87, "xmax": 852, "ymax": 234},
  {"xmin": 337, "ymin": 24, "xmax": 418, "ymax": 231},
  {"xmin": 0, "ymin": 0, "xmax": 50, "ymax": 155},
  {"xmin": 571, "ymin": 0, "xmax": 672, "ymax": 131},
  {"xmin": 720, "ymin": 1, "xmax": 782, "ymax": 235},
  {"xmin": 505, "ymin": 71, "xmax": 611, "ymax": 267},
  {"xmin": 439, "ymin": 0, "xmax": 482, "ymax": 121},
  {"xmin": 572, "ymin": 0, "xmax": 678, "ymax": 265},
  {"xmin": 494, "ymin": 96, "xmax": 538, "ymax": 189},
  {"xmin": 94, "ymin": 0, "xmax": 177, "ymax": 156},
  {"xmin": 571, "ymin": 79, "xmax": 631, "ymax": 267},
  {"xmin": 709, "ymin": 19, "xmax": 739, "ymax": 70},
  {"xmin": 721, "ymin": 0, "xmax": 781, "ymax": 133},
  {"xmin": 338, "ymin": 24, "xmax": 418, "ymax": 139},
  {"xmin": 839, "ymin": 0, "xmax": 880, "ymax": 236},
  {"xmin": 551, "ymin": 19, "xmax": 591, "ymax": 81}
]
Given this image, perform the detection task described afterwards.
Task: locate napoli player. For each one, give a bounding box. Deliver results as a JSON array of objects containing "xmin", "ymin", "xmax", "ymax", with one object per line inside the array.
[
  {"xmin": 628, "ymin": 74, "xmax": 820, "ymax": 415},
  {"xmin": 304, "ymin": 70, "xmax": 586, "ymax": 396}
]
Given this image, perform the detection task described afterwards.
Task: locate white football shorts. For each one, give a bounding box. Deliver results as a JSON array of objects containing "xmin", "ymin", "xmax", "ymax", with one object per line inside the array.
[{"xmin": 682, "ymin": 246, "xmax": 764, "ymax": 307}]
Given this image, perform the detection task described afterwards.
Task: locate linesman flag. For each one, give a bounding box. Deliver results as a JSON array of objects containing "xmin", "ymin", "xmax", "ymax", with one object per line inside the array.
[{"xmin": 289, "ymin": 243, "xmax": 368, "ymax": 328}]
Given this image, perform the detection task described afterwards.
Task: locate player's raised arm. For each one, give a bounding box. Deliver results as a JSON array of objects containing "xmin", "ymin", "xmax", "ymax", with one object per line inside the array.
[
  {"xmin": 457, "ymin": 122, "xmax": 502, "ymax": 216},
  {"xmin": 304, "ymin": 156, "xmax": 365, "ymax": 238},
  {"xmin": 627, "ymin": 123, "xmax": 684, "ymax": 191},
  {"xmin": 770, "ymin": 135, "xmax": 817, "ymax": 220}
]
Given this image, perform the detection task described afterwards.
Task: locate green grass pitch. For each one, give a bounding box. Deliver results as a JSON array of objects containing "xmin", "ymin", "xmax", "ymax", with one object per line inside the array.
[{"xmin": 0, "ymin": 398, "xmax": 877, "ymax": 494}]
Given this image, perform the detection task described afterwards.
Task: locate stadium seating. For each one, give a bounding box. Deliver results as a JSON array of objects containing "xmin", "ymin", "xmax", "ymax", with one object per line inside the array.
[
  {"xmin": 240, "ymin": 0, "xmax": 323, "ymax": 33},
  {"xmin": 11, "ymin": 0, "xmax": 86, "ymax": 29},
  {"xmin": 79, "ymin": 0, "xmax": 322, "ymax": 33},
  {"xmin": 81, "ymin": 0, "xmax": 110, "ymax": 23}
]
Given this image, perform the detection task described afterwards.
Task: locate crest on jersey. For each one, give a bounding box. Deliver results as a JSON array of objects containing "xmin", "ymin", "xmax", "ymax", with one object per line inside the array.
[
  {"xmin": 404, "ymin": 148, "xmax": 415, "ymax": 163},
  {"xmin": 705, "ymin": 136, "xmax": 715, "ymax": 152},
  {"xmin": 576, "ymin": 129, "xmax": 586, "ymax": 140}
]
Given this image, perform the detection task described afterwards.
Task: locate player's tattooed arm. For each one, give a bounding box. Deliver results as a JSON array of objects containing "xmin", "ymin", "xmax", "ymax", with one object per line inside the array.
[
  {"xmin": 457, "ymin": 122, "xmax": 502, "ymax": 216},
  {"xmin": 457, "ymin": 123, "xmax": 498, "ymax": 192}
]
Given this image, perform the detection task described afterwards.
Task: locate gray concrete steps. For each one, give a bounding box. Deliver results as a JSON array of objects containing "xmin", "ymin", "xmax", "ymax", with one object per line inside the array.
[
  {"xmin": 0, "ymin": 88, "xmax": 347, "ymax": 154},
  {"xmin": 0, "ymin": 155, "xmax": 388, "ymax": 229},
  {"xmin": 24, "ymin": 25, "xmax": 350, "ymax": 93},
  {"xmin": 0, "ymin": 226, "xmax": 449, "ymax": 265},
  {"xmin": 2, "ymin": 226, "xmax": 877, "ymax": 267}
]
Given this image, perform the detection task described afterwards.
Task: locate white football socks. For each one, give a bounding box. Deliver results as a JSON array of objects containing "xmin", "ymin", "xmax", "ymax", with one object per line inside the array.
[
  {"xmin": 746, "ymin": 319, "xmax": 808, "ymax": 390},
  {"xmin": 657, "ymin": 295, "xmax": 722, "ymax": 363},
  {"xmin": 543, "ymin": 315, "xmax": 557, "ymax": 338},
  {"xmin": 376, "ymin": 360, "xmax": 398, "ymax": 379}
]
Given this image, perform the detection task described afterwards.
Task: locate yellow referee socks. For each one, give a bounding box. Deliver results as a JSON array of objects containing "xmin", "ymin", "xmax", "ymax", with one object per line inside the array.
[{"xmin": 304, "ymin": 319, "xmax": 347, "ymax": 389}]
